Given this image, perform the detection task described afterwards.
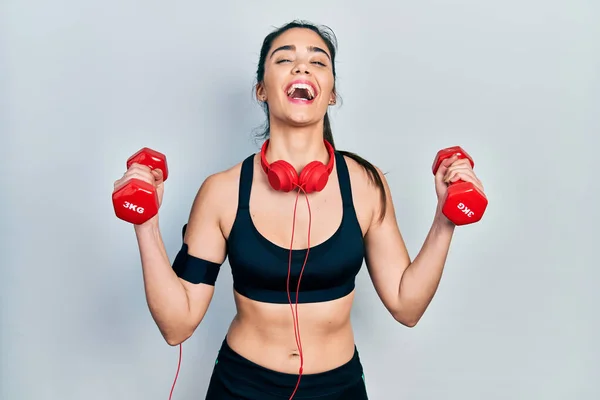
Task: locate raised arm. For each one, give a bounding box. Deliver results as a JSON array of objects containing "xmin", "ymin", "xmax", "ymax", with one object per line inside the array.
[
  {"xmin": 363, "ymin": 155, "xmax": 483, "ymax": 327},
  {"xmin": 135, "ymin": 173, "xmax": 227, "ymax": 345}
]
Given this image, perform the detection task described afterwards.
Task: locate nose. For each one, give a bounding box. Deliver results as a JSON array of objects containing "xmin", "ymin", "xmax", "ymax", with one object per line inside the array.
[{"xmin": 293, "ymin": 62, "xmax": 310, "ymax": 75}]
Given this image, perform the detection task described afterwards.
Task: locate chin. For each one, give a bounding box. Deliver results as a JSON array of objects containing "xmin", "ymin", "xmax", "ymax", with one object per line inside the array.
[
  {"xmin": 283, "ymin": 114, "xmax": 323, "ymax": 129},
  {"xmin": 287, "ymin": 112, "xmax": 316, "ymax": 125},
  {"xmin": 285, "ymin": 106, "xmax": 327, "ymax": 126}
]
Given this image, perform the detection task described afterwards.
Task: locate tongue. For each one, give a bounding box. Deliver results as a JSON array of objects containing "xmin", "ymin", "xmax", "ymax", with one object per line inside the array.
[{"xmin": 290, "ymin": 88, "xmax": 310, "ymax": 100}]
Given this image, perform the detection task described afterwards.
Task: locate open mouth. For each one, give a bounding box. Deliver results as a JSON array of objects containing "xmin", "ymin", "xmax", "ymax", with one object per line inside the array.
[{"xmin": 286, "ymin": 81, "xmax": 317, "ymax": 102}]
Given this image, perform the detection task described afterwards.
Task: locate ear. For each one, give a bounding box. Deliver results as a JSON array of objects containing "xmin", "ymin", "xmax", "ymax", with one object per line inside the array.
[
  {"xmin": 328, "ymin": 89, "xmax": 337, "ymax": 105},
  {"xmin": 255, "ymin": 82, "xmax": 267, "ymax": 102}
]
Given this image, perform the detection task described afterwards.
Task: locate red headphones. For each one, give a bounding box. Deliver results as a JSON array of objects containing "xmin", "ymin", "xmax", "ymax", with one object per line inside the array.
[{"xmin": 260, "ymin": 139, "xmax": 335, "ymax": 194}]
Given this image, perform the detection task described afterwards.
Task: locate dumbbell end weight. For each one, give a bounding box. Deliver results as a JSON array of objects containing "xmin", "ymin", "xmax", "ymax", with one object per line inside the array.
[
  {"xmin": 112, "ymin": 179, "xmax": 160, "ymax": 225},
  {"xmin": 442, "ymin": 182, "xmax": 488, "ymax": 225},
  {"xmin": 127, "ymin": 147, "xmax": 169, "ymax": 181},
  {"xmin": 431, "ymin": 146, "xmax": 474, "ymax": 175},
  {"xmin": 432, "ymin": 145, "xmax": 488, "ymax": 226}
]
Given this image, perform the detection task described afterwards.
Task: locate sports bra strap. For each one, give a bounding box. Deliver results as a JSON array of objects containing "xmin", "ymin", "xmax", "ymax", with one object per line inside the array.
[
  {"xmin": 237, "ymin": 154, "xmax": 255, "ymax": 210},
  {"xmin": 334, "ymin": 151, "xmax": 354, "ymax": 209}
]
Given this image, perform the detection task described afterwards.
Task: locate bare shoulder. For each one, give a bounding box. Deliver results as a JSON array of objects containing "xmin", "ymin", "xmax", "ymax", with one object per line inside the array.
[
  {"xmin": 342, "ymin": 153, "xmax": 390, "ymax": 198},
  {"xmin": 342, "ymin": 153, "xmax": 386, "ymax": 186},
  {"xmin": 340, "ymin": 152, "xmax": 392, "ymax": 231},
  {"xmin": 194, "ymin": 160, "xmax": 244, "ymax": 207},
  {"xmin": 185, "ymin": 157, "xmax": 248, "ymax": 243}
]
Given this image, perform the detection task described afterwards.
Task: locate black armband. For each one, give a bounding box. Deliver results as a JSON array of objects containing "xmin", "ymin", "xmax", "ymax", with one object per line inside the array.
[{"xmin": 172, "ymin": 224, "xmax": 222, "ymax": 285}]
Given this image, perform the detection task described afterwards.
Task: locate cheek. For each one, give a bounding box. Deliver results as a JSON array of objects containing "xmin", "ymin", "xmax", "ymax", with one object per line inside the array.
[
  {"xmin": 319, "ymin": 74, "xmax": 335, "ymax": 95},
  {"xmin": 263, "ymin": 69, "xmax": 285, "ymax": 91}
]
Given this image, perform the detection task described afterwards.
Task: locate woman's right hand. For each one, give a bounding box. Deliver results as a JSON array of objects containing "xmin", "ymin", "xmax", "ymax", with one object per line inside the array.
[{"xmin": 114, "ymin": 162, "xmax": 166, "ymax": 227}]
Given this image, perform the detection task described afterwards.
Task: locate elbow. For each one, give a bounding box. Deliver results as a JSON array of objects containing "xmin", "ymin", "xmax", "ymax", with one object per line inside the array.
[
  {"xmin": 392, "ymin": 311, "xmax": 421, "ymax": 328},
  {"xmin": 400, "ymin": 318, "xmax": 419, "ymax": 328},
  {"xmin": 164, "ymin": 331, "xmax": 191, "ymax": 346},
  {"xmin": 159, "ymin": 309, "xmax": 208, "ymax": 346},
  {"xmin": 397, "ymin": 317, "xmax": 420, "ymax": 328},
  {"xmin": 165, "ymin": 336, "xmax": 185, "ymax": 346},
  {"xmin": 162, "ymin": 325, "xmax": 195, "ymax": 346}
]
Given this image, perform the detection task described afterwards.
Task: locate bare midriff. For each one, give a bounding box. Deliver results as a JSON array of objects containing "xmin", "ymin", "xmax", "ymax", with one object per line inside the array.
[{"xmin": 225, "ymin": 290, "xmax": 356, "ymax": 374}]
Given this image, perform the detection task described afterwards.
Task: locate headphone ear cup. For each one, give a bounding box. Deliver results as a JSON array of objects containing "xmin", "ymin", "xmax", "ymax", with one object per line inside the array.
[
  {"xmin": 299, "ymin": 161, "xmax": 329, "ymax": 194},
  {"xmin": 267, "ymin": 160, "xmax": 298, "ymax": 192}
]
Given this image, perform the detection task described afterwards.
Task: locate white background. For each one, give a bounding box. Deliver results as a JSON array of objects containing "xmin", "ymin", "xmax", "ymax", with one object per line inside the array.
[{"xmin": 1, "ymin": 0, "xmax": 598, "ymax": 399}]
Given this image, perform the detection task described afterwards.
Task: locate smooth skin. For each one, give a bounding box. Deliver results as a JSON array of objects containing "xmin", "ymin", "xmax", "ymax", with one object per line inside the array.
[{"xmin": 114, "ymin": 27, "xmax": 485, "ymax": 375}]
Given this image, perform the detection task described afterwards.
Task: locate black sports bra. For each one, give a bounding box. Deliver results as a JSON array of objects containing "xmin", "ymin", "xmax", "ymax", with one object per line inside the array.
[{"xmin": 226, "ymin": 151, "xmax": 365, "ymax": 304}]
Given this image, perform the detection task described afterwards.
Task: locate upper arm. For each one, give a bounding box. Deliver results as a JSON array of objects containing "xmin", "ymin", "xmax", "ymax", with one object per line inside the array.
[
  {"xmin": 363, "ymin": 166, "xmax": 412, "ymax": 318},
  {"xmin": 178, "ymin": 172, "xmax": 229, "ymax": 325}
]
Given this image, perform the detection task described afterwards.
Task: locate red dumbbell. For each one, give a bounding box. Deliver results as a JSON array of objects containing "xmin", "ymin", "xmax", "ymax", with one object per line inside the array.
[
  {"xmin": 112, "ymin": 147, "xmax": 169, "ymax": 225},
  {"xmin": 432, "ymin": 146, "xmax": 487, "ymax": 226}
]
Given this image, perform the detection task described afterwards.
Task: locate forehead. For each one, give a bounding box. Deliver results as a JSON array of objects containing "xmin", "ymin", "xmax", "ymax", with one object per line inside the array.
[{"xmin": 270, "ymin": 28, "xmax": 330, "ymax": 56}]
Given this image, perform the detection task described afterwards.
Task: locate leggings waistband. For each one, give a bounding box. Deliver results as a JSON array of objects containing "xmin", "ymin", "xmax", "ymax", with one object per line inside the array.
[{"xmin": 214, "ymin": 337, "xmax": 364, "ymax": 398}]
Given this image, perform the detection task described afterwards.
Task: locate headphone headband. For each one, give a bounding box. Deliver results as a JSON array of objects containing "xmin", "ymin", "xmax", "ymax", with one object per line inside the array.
[
  {"xmin": 260, "ymin": 139, "xmax": 335, "ymax": 174},
  {"xmin": 260, "ymin": 139, "xmax": 336, "ymax": 193}
]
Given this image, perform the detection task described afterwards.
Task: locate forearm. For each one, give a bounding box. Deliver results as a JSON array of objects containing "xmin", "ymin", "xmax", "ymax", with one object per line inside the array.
[
  {"xmin": 396, "ymin": 212, "xmax": 455, "ymax": 324},
  {"xmin": 134, "ymin": 222, "xmax": 191, "ymax": 338}
]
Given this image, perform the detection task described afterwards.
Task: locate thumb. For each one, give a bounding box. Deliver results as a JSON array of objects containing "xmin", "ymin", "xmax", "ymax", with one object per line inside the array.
[
  {"xmin": 151, "ymin": 169, "xmax": 164, "ymax": 183},
  {"xmin": 436, "ymin": 155, "xmax": 457, "ymax": 174}
]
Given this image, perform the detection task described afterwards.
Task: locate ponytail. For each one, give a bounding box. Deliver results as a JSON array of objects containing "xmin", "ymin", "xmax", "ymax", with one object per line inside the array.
[
  {"xmin": 323, "ymin": 112, "xmax": 335, "ymax": 148},
  {"xmin": 323, "ymin": 111, "xmax": 387, "ymax": 223}
]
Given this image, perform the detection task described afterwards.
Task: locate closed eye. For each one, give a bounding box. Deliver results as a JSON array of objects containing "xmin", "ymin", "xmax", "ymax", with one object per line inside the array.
[{"xmin": 275, "ymin": 59, "xmax": 326, "ymax": 66}]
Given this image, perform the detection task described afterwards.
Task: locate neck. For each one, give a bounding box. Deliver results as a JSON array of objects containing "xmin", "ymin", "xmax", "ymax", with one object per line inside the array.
[{"xmin": 266, "ymin": 121, "xmax": 330, "ymax": 173}]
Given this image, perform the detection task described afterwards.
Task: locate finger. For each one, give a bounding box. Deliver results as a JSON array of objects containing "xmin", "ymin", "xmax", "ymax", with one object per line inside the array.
[
  {"xmin": 443, "ymin": 160, "xmax": 473, "ymax": 176},
  {"xmin": 127, "ymin": 163, "xmax": 153, "ymax": 174},
  {"xmin": 445, "ymin": 169, "xmax": 467, "ymax": 183},
  {"xmin": 448, "ymin": 158, "xmax": 473, "ymax": 169},
  {"xmin": 442, "ymin": 164, "xmax": 471, "ymax": 181},
  {"xmin": 446, "ymin": 171, "xmax": 484, "ymax": 192},
  {"xmin": 435, "ymin": 155, "xmax": 459, "ymax": 177},
  {"xmin": 127, "ymin": 164, "xmax": 165, "ymax": 184},
  {"xmin": 441, "ymin": 154, "xmax": 459, "ymax": 168},
  {"xmin": 444, "ymin": 160, "xmax": 475, "ymax": 172},
  {"xmin": 121, "ymin": 171, "xmax": 156, "ymax": 186},
  {"xmin": 446, "ymin": 168, "xmax": 477, "ymax": 182}
]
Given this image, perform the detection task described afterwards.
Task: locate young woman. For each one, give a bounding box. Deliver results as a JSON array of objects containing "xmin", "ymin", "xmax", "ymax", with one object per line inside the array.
[{"xmin": 115, "ymin": 20, "xmax": 485, "ymax": 400}]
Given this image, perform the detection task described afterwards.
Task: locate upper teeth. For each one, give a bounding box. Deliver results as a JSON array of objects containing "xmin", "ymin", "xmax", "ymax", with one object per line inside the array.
[{"xmin": 287, "ymin": 83, "xmax": 315, "ymax": 99}]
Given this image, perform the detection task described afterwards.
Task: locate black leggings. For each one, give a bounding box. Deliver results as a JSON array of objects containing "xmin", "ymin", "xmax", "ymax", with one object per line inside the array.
[{"xmin": 205, "ymin": 337, "xmax": 369, "ymax": 399}]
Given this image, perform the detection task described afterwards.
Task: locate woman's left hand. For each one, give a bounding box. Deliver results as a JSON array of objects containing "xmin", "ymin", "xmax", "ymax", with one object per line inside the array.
[{"xmin": 433, "ymin": 155, "xmax": 485, "ymax": 205}]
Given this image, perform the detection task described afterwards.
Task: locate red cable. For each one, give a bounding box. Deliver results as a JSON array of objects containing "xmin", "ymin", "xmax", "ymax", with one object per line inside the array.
[
  {"xmin": 287, "ymin": 186, "xmax": 312, "ymax": 400},
  {"xmin": 169, "ymin": 344, "xmax": 182, "ymax": 400}
]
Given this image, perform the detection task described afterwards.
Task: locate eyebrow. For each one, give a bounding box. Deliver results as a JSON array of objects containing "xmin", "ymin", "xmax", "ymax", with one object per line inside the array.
[{"xmin": 269, "ymin": 44, "xmax": 331, "ymax": 60}]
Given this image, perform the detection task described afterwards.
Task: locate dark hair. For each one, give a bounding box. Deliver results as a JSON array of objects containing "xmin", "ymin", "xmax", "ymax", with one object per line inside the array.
[{"xmin": 254, "ymin": 20, "xmax": 387, "ymax": 222}]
